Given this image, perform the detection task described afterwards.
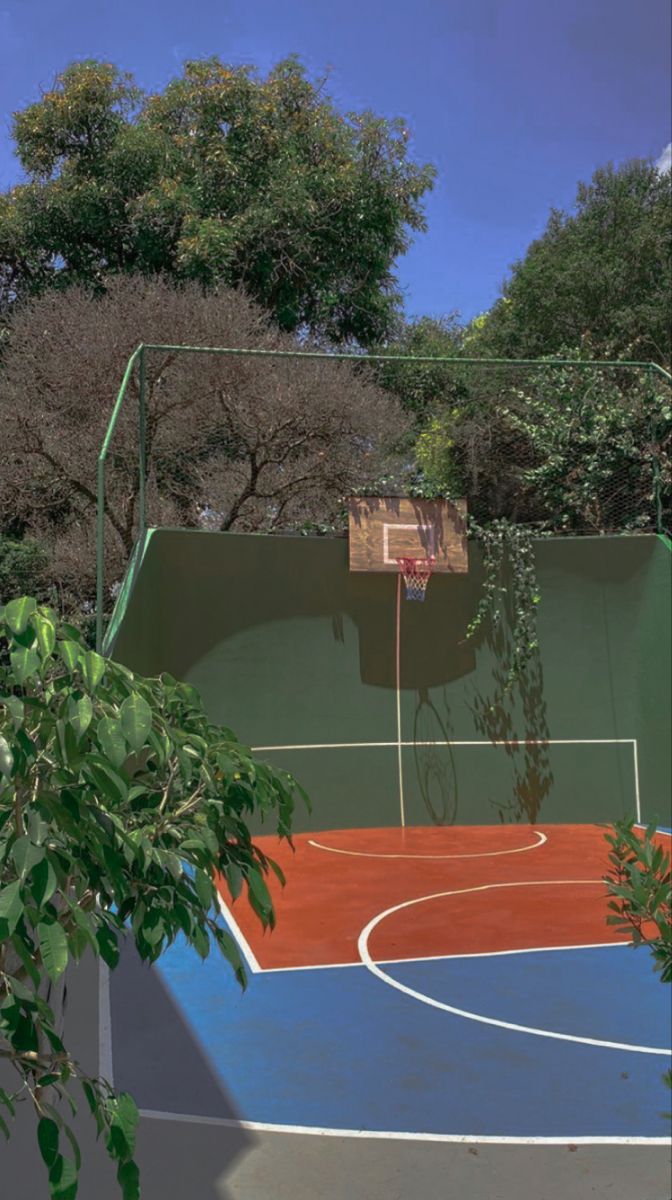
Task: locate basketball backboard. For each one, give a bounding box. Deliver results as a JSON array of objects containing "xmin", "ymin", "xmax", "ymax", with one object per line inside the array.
[{"xmin": 347, "ymin": 496, "xmax": 468, "ymax": 573}]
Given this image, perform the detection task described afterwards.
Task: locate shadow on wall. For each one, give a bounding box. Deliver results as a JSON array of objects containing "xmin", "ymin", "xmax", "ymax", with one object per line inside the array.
[
  {"xmin": 407, "ymin": 546, "xmax": 552, "ymax": 827},
  {"xmin": 466, "ymin": 608, "xmax": 553, "ymax": 825},
  {"xmin": 111, "ymin": 939, "xmax": 257, "ymax": 1199},
  {"xmin": 111, "ymin": 530, "xmax": 478, "ymax": 691},
  {"xmin": 411, "ymin": 689, "xmax": 459, "ymax": 826}
]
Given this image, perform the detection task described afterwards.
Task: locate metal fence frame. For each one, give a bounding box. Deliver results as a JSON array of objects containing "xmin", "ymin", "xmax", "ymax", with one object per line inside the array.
[{"xmin": 96, "ymin": 344, "xmax": 672, "ymax": 651}]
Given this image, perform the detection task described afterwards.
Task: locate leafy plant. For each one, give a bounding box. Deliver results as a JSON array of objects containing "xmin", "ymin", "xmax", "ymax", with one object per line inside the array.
[
  {"xmin": 465, "ymin": 518, "xmax": 542, "ymax": 687},
  {"xmin": 605, "ymin": 818, "xmax": 672, "ymax": 1092},
  {"xmin": 0, "ymin": 596, "xmax": 305, "ymax": 1198},
  {"xmin": 605, "ymin": 818, "xmax": 671, "ymax": 983}
]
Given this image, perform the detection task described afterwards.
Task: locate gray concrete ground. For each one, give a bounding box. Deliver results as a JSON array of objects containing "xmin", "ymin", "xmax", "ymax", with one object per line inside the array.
[{"xmin": 2, "ymin": 950, "xmax": 670, "ymax": 1200}]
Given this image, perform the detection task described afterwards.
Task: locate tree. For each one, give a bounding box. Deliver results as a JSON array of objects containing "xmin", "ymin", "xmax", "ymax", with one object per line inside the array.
[
  {"xmin": 1, "ymin": 57, "xmax": 435, "ymax": 344},
  {"xmin": 0, "ymin": 595, "xmax": 304, "ymax": 1198},
  {"xmin": 410, "ymin": 361, "xmax": 672, "ymax": 532},
  {"xmin": 472, "ymin": 160, "xmax": 672, "ymax": 366},
  {"xmin": 369, "ymin": 315, "xmax": 466, "ymax": 424},
  {"xmin": 0, "ymin": 275, "xmax": 410, "ymax": 613}
]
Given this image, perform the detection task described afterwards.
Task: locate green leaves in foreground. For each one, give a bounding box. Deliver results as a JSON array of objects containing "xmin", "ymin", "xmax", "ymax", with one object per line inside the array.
[
  {"xmin": 0, "ymin": 596, "xmax": 306, "ymax": 1199},
  {"xmin": 605, "ymin": 818, "xmax": 672, "ymax": 984}
]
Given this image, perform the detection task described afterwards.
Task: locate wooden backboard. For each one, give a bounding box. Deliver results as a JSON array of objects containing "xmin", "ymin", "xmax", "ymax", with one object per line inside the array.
[{"xmin": 347, "ymin": 496, "xmax": 468, "ymax": 573}]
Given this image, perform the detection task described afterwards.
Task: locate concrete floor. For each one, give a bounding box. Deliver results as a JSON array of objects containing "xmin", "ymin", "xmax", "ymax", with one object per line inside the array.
[{"xmin": 2, "ymin": 952, "xmax": 670, "ymax": 1200}]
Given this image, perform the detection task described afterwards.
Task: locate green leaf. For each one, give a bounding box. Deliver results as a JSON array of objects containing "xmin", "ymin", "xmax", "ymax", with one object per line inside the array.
[
  {"xmin": 115, "ymin": 1092, "xmax": 139, "ymax": 1144},
  {"xmin": 67, "ymin": 695, "xmax": 93, "ymax": 739},
  {"xmin": 120, "ymin": 695, "xmax": 152, "ymax": 752},
  {"xmin": 37, "ymin": 1116, "xmax": 60, "ymax": 1168},
  {"xmin": 191, "ymin": 923, "xmax": 210, "ymax": 959},
  {"xmin": 224, "ymin": 862, "xmax": 242, "ymax": 900},
  {"xmin": 97, "ymin": 717, "xmax": 128, "ymax": 769},
  {"xmin": 137, "ymin": 909, "xmax": 164, "ymax": 947},
  {"xmin": 11, "ymin": 931, "xmax": 41, "ymax": 987},
  {"xmin": 0, "ymin": 1112, "xmax": 10, "ymax": 1140},
  {"xmin": 48, "ymin": 1153, "xmax": 78, "ymax": 1200},
  {"xmin": 61, "ymin": 1122, "xmax": 82, "ymax": 1171},
  {"xmin": 95, "ymin": 924, "xmax": 120, "ymax": 969},
  {"xmin": 199, "ymin": 825, "xmax": 219, "ymax": 857},
  {"xmin": 58, "ymin": 641, "xmax": 81, "ymax": 673},
  {"xmin": 213, "ymin": 926, "xmax": 245, "ymax": 982},
  {"xmin": 80, "ymin": 650, "xmax": 105, "ymax": 692},
  {"xmin": 194, "ymin": 869, "xmax": 214, "ymax": 909},
  {"xmin": 37, "ymin": 921, "xmax": 69, "ymax": 983},
  {"xmin": 31, "ymin": 858, "xmax": 58, "ymax": 907},
  {"xmin": 12, "ymin": 836, "xmax": 45, "ymax": 879},
  {"xmin": 0, "ymin": 880, "xmax": 23, "ymax": 934},
  {"xmin": 34, "ymin": 612, "xmax": 56, "ymax": 659},
  {"xmin": 71, "ymin": 906, "xmax": 98, "ymax": 950},
  {"xmin": 86, "ymin": 760, "xmax": 128, "ymax": 805},
  {"xmin": 247, "ymin": 868, "xmax": 272, "ymax": 917},
  {"xmin": 0, "ymin": 733, "xmax": 13, "ymax": 779},
  {"xmin": 1, "ymin": 695, "xmax": 24, "ymax": 729},
  {"xmin": 4, "ymin": 597, "xmax": 37, "ymax": 635},
  {"xmin": 117, "ymin": 1159, "xmax": 140, "ymax": 1200},
  {"xmin": 81, "ymin": 1080, "xmax": 98, "ymax": 1116},
  {"xmin": 10, "ymin": 646, "xmax": 41, "ymax": 685},
  {"xmin": 5, "ymin": 972, "xmax": 34, "ymax": 1002}
]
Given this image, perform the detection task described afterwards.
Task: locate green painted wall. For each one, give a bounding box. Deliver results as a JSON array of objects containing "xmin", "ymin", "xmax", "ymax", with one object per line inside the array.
[{"xmin": 111, "ymin": 529, "xmax": 671, "ymax": 832}]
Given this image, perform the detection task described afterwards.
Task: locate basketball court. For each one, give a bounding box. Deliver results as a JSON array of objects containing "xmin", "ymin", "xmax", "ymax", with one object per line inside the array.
[{"xmin": 100, "ymin": 501, "xmax": 671, "ymax": 1197}]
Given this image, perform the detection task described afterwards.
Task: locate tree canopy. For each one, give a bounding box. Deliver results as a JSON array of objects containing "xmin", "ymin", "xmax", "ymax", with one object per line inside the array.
[
  {"xmin": 0, "ymin": 275, "xmax": 409, "ymax": 613},
  {"xmin": 0, "ymin": 57, "xmax": 435, "ymax": 344},
  {"xmin": 471, "ymin": 160, "xmax": 672, "ymax": 366}
]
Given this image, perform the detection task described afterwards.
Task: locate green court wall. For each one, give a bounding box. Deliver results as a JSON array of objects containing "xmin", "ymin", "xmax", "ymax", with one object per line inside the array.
[{"xmin": 111, "ymin": 529, "xmax": 671, "ymax": 832}]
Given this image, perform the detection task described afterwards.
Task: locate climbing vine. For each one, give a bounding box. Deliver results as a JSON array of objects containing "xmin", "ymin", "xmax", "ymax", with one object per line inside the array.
[{"xmin": 465, "ymin": 517, "xmax": 542, "ymax": 686}]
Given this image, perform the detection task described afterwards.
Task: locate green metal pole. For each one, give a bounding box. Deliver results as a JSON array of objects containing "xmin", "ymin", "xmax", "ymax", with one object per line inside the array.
[
  {"xmin": 140, "ymin": 344, "xmax": 662, "ymax": 371},
  {"xmin": 138, "ymin": 345, "xmax": 147, "ymax": 540},
  {"xmin": 96, "ymin": 457, "xmax": 106, "ymax": 653},
  {"xmin": 96, "ymin": 344, "xmax": 143, "ymax": 653},
  {"xmin": 648, "ymin": 366, "xmax": 664, "ymax": 535}
]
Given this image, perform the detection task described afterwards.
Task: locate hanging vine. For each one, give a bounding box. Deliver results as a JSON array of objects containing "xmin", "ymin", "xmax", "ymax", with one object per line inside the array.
[{"xmin": 465, "ymin": 517, "xmax": 542, "ymax": 687}]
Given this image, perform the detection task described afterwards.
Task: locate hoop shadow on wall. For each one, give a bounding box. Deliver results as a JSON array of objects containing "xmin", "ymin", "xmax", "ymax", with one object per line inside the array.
[{"xmin": 413, "ymin": 691, "xmax": 458, "ymax": 826}]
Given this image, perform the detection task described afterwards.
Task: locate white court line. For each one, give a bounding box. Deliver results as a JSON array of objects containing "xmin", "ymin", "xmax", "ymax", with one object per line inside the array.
[
  {"xmin": 635, "ymin": 824, "xmax": 672, "ymax": 836},
  {"xmin": 98, "ymin": 961, "xmax": 114, "ymax": 1085},
  {"xmin": 307, "ymin": 830, "xmax": 547, "ymax": 860},
  {"xmin": 357, "ymin": 880, "xmax": 672, "ymax": 1056},
  {"xmin": 217, "ymin": 893, "xmax": 262, "ymax": 974},
  {"xmin": 252, "ymin": 738, "xmax": 639, "ymax": 750},
  {"xmin": 632, "ymin": 740, "xmax": 642, "ymax": 822},
  {"xmin": 258, "ymin": 940, "xmax": 630, "ymax": 974},
  {"xmin": 138, "ymin": 1109, "xmax": 672, "ymax": 1146},
  {"xmin": 395, "ymin": 573, "xmax": 405, "ymax": 827}
]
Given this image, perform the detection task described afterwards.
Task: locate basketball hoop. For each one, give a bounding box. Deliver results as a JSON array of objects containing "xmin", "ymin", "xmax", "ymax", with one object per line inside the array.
[{"xmin": 396, "ymin": 556, "xmax": 436, "ymax": 602}]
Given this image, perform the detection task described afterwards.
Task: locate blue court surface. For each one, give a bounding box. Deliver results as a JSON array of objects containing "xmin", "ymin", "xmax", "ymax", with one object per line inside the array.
[{"xmin": 111, "ymin": 929, "xmax": 671, "ymax": 1144}]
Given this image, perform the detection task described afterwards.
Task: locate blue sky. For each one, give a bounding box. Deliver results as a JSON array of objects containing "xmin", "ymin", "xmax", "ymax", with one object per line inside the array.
[{"xmin": 0, "ymin": 0, "xmax": 670, "ymax": 322}]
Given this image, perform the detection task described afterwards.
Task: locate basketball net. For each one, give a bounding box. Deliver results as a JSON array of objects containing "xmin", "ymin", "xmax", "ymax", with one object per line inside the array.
[{"xmin": 396, "ymin": 556, "xmax": 436, "ymax": 602}]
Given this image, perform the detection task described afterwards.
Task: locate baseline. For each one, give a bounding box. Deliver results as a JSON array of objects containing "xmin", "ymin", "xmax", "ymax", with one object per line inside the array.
[{"xmin": 137, "ymin": 1110, "xmax": 671, "ymax": 1146}]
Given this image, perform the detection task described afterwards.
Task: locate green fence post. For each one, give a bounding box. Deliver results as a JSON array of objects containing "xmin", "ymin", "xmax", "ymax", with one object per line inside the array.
[
  {"xmin": 138, "ymin": 345, "xmax": 147, "ymax": 540},
  {"xmin": 96, "ymin": 456, "xmax": 106, "ymax": 652},
  {"xmin": 648, "ymin": 366, "xmax": 664, "ymax": 535}
]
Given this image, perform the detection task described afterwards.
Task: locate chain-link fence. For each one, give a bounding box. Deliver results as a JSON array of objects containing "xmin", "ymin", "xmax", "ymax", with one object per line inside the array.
[{"xmin": 97, "ymin": 345, "xmax": 672, "ymax": 648}]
